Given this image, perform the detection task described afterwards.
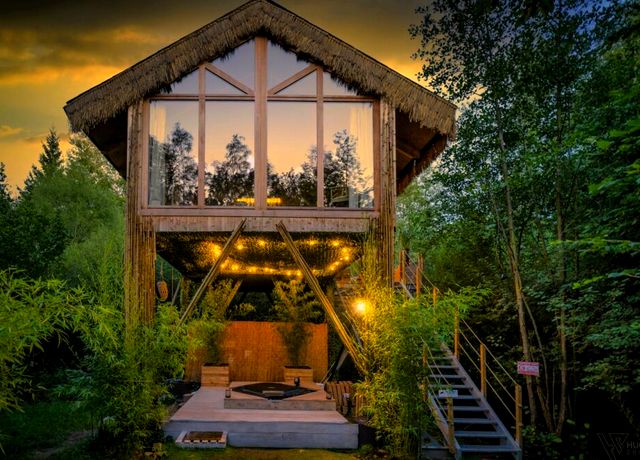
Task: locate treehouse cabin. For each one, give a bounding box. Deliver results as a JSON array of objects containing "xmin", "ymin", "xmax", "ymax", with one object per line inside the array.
[{"xmin": 64, "ymin": 0, "xmax": 454, "ymax": 370}]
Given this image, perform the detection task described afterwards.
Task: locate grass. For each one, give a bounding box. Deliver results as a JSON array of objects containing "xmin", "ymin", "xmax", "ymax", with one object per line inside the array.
[
  {"xmin": 163, "ymin": 444, "xmax": 361, "ymax": 459},
  {"xmin": 0, "ymin": 400, "xmax": 92, "ymax": 459},
  {"xmin": 0, "ymin": 402, "xmax": 364, "ymax": 460}
]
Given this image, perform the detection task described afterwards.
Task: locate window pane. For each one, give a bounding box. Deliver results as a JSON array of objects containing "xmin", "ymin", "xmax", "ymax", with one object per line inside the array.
[
  {"xmin": 206, "ymin": 70, "xmax": 245, "ymax": 95},
  {"xmin": 268, "ymin": 102, "xmax": 317, "ymax": 207},
  {"xmin": 323, "ymin": 72, "xmax": 357, "ymax": 96},
  {"xmin": 169, "ymin": 69, "xmax": 199, "ymax": 94},
  {"xmin": 205, "ymin": 101, "xmax": 255, "ymax": 206},
  {"xmin": 324, "ymin": 102, "xmax": 374, "ymax": 208},
  {"xmin": 276, "ymin": 72, "xmax": 316, "ymax": 96},
  {"xmin": 268, "ymin": 41, "xmax": 308, "ymax": 89},
  {"xmin": 148, "ymin": 101, "xmax": 199, "ymax": 206},
  {"xmin": 212, "ymin": 40, "xmax": 255, "ymax": 90}
]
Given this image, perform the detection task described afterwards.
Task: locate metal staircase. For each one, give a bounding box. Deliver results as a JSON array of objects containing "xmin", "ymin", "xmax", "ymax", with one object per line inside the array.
[
  {"xmin": 327, "ymin": 254, "xmax": 523, "ymax": 458},
  {"xmin": 398, "ymin": 252, "xmax": 523, "ymax": 460},
  {"xmin": 425, "ymin": 344, "xmax": 522, "ymax": 459}
]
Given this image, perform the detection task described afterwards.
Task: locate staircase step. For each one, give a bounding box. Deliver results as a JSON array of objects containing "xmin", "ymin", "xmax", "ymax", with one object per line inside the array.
[
  {"xmin": 455, "ymin": 431, "xmax": 506, "ymax": 439},
  {"xmin": 429, "ymin": 374, "xmax": 466, "ymax": 380},
  {"xmin": 435, "ymin": 384, "xmax": 472, "ymax": 389},
  {"xmin": 430, "ymin": 365, "xmax": 458, "ymax": 369},
  {"xmin": 437, "ymin": 395, "xmax": 478, "ymax": 400},
  {"xmin": 458, "ymin": 444, "xmax": 520, "ymax": 453},
  {"xmin": 452, "ymin": 406, "xmax": 488, "ymax": 412},
  {"xmin": 454, "ymin": 418, "xmax": 496, "ymax": 425}
]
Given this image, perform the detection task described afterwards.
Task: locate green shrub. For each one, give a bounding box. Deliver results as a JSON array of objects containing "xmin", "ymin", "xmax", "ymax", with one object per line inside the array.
[{"xmin": 57, "ymin": 302, "xmax": 187, "ymax": 456}]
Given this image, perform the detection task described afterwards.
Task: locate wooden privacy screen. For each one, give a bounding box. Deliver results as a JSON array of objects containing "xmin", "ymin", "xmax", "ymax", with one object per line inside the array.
[{"xmin": 185, "ymin": 321, "xmax": 328, "ymax": 383}]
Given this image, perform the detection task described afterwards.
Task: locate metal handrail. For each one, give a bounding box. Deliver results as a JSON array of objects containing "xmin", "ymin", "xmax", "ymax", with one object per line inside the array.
[
  {"xmin": 460, "ymin": 318, "xmax": 518, "ymax": 386},
  {"xmin": 454, "ymin": 317, "xmax": 523, "ymax": 447}
]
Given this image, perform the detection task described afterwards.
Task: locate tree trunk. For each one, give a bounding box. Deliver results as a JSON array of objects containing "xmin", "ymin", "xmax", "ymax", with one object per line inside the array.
[{"xmin": 495, "ymin": 112, "xmax": 538, "ymax": 424}]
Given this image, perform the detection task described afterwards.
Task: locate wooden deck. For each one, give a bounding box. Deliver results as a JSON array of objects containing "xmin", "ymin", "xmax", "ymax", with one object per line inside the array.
[{"xmin": 165, "ymin": 386, "xmax": 358, "ymax": 449}]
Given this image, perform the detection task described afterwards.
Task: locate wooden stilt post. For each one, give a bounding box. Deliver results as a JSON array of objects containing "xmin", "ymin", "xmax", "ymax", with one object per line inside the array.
[
  {"xmin": 179, "ymin": 219, "xmax": 246, "ymax": 325},
  {"xmin": 276, "ymin": 221, "xmax": 365, "ymax": 375},
  {"xmin": 400, "ymin": 249, "xmax": 406, "ymax": 286},
  {"xmin": 416, "ymin": 254, "xmax": 424, "ymax": 296},
  {"xmin": 480, "ymin": 343, "xmax": 487, "ymax": 397},
  {"xmin": 454, "ymin": 307, "xmax": 460, "ymax": 359},
  {"xmin": 515, "ymin": 384, "xmax": 523, "ymax": 448},
  {"xmin": 447, "ymin": 396, "xmax": 455, "ymax": 454}
]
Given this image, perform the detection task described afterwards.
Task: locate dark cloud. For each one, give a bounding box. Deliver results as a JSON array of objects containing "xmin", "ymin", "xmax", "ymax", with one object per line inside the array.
[{"xmin": 0, "ymin": 0, "xmax": 426, "ymax": 82}]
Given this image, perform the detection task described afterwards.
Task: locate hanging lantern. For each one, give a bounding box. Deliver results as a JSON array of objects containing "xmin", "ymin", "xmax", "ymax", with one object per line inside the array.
[{"xmin": 157, "ymin": 280, "xmax": 169, "ymax": 301}]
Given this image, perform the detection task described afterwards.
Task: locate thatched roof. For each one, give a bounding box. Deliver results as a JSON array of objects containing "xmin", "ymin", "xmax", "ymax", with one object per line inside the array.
[{"xmin": 64, "ymin": 0, "xmax": 455, "ymax": 137}]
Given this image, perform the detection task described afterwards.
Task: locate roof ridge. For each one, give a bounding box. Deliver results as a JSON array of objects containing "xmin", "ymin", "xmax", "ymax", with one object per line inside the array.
[{"xmin": 64, "ymin": 0, "xmax": 456, "ymax": 136}]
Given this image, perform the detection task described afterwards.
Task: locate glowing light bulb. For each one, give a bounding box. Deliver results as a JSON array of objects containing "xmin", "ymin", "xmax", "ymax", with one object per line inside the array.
[{"xmin": 354, "ymin": 298, "xmax": 368, "ymax": 315}]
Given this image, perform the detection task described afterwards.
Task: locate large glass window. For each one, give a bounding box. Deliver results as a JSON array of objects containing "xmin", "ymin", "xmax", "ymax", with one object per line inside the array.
[
  {"xmin": 211, "ymin": 40, "xmax": 255, "ymax": 90},
  {"xmin": 205, "ymin": 101, "xmax": 255, "ymax": 206},
  {"xmin": 268, "ymin": 42, "xmax": 309, "ymax": 90},
  {"xmin": 324, "ymin": 102, "xmax": 374, "ymax": 208},
  {"xmin": 267, "ymin": 102, "xmax": 316, "ymax": 206},
  {"xmin": 148, "ymin": 39, "xmax": 376, "ymax": 210},
  {"xmin": 148, "ymin": 101, "xmax": 199, "ymax": 206}
]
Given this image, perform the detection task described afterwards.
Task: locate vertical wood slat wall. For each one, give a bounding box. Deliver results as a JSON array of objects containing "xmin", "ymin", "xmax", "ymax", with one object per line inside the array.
[
  {"xmin": 125, "ymin": 102, "xmax": 156, "ymax": 326},
  {"xmin": 377, "ymin": 100, "xmax": 396, "ymax": 283},
  {"xmin": 185, "ymin": 321, "xmax": 328, "ymax": 382}
]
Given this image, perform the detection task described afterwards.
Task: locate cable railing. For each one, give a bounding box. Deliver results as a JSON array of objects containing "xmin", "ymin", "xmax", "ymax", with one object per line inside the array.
[
  {"xmin": 455, "ymin": 314, "xmax": 523, "ymax": 447},
  {"xmin": 422, "ymin": 340, "xmax": 459, "ymax": 456}
]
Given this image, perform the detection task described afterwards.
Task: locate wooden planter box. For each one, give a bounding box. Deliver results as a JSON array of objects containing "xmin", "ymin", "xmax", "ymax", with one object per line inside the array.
[
  {"xmin": 284, "ymin": 365, "xmax": 314, "ymax": 384},
  {"xmin": 201, "ymin": 363, "xmax": 229, "ymax": 387}
]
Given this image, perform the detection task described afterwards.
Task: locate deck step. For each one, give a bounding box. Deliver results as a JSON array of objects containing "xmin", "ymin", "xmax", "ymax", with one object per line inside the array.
[
  {"xmin": 455, "ymin": 431, "xmax": 506, "ymax": 438},
  {"xmin": 437, "ymin": 395, "xmax": 478, "ymax": 400},
  {"xmin": 454, "ymin": 417, "xmax": 496, "ymax": 424}
]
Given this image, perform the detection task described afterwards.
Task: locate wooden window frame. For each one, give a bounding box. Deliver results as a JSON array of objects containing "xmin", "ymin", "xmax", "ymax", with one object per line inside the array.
[{"xmin": 142, "ymin": 37, "xmax": 380, "ymax": 213}]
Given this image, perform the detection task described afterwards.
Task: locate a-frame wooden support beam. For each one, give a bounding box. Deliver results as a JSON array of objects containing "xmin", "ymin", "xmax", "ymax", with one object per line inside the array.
[
  {"xmin": 179, "ymin": 219, "xmax": 246, "ymax": 325},
  {"xmin": 221, "ymin": 280, "xmax": 243, "ymax": 317},
  {"xmin": 276, "ymin": 221, "xmax": 366, "ymax": 375}
]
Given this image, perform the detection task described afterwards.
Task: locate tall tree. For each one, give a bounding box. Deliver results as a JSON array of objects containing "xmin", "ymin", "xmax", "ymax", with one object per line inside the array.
[
  {"xmin": 22, "ymin": 128, "xmax": 63, "ymax": 195},
  {"xmin": 410, "ymin": 0, "xmax": 601, "ymax": 434}
]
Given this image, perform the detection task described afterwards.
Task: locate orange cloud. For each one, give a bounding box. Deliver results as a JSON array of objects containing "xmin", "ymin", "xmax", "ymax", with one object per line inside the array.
[
  {"xmin": 0, "ymin": 27, "xmax": 167, "ymax": 86},
  {"xmin": 0, "ymin": 125, "xmax": 23, "ymax": 138}
]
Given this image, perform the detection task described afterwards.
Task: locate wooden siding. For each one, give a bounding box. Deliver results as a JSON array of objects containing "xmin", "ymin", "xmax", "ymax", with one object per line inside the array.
[{"xmin": 151, "ymin": 214, "xmax": 372, "ymax": 233}]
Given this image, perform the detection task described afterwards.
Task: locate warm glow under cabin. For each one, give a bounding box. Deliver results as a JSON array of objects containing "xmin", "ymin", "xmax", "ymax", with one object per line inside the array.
[{"xmin": 64, "ymin": 0, "xmax": 454, "ymax": 344}]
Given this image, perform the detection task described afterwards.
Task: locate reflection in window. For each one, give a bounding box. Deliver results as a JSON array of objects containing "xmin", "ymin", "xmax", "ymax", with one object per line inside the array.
[
  {"xmin": 268, "ymin": 42, "xmax": 309, "ymax": 89},
  {"xmin": 267, "ymin": 102, "xmax": 316, "ymax": 206},
  {"xmin": 276, "ymin": 72, "xmax": 316, "ymax": 96},
  {"xmin": 148, "ymin": 101, "xmax": 199, "ymax": 206},
  {"xmin": 212, "ymin": 40, "xmax": 255, "ymax": 90},
  {"xmin": 206, "ymin": 71, "xmax": 245, "ymax": 95},
  {"xmin": 205, "ymin": 102, "xmax": 255, "ymax": 206},
  {"xmin": 324, "ymin": 102, "xmax": 373, "ymax": 208},
  {"xmin": 169, "ymin": 69, "xmax": 199, "ymax": 94},
  {"xmin": 323, "ymin": 72, "xmax": 357, "ymax": 96}
]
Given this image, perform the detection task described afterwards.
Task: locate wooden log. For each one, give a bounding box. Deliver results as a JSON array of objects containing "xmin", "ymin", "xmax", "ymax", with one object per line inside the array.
[
  {"xmin": 179, "ymin": 219, "xmax": 246, "ymax": 325},
  {"xmin": 276, "ymin": 221, "xmax": 366, "ymax": 375}
]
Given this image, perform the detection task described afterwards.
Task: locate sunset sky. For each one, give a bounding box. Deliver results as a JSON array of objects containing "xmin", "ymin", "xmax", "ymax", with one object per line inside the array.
[{"xmin": 0, "ymin": 0, "xmax": 427, "ymax": 193}]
